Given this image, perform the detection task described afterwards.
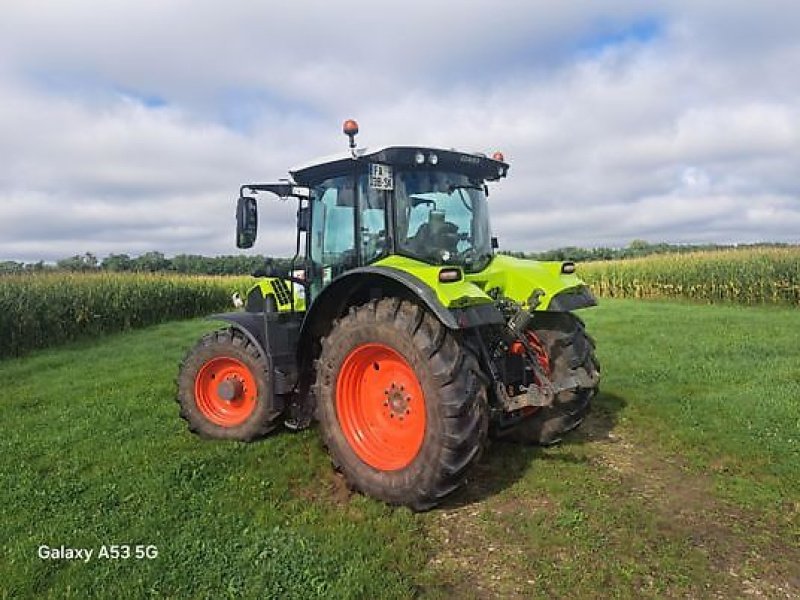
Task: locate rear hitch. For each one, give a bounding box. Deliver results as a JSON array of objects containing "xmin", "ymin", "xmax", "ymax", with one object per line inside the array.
[
  {"xmin": 496, "ymin": 381, "xmax": 554, "ymax": 411},
  {"xmin": 500, "ymin": 290, "xmax": 556, "ymax": 410}
]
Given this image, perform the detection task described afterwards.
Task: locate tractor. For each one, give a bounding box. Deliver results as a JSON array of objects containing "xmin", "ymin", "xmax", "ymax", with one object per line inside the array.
[{"xmin": 176, "ymin": 120, "xmax": 600, "ymax": 510}]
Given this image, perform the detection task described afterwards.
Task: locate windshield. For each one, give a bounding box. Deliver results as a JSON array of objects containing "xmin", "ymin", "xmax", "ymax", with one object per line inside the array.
[{"xmin": 394, "ymin": 170, "xmax": 492, "ymax": 272}]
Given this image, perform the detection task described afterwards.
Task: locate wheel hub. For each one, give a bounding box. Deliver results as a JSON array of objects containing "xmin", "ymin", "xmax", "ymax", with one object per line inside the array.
[
  {"xmin": 216, "ymin": 377, "xmax": 244, "ymax": 402},
  {"xmin": 384, "ymin": 383, "xmax": 411, "ymax": 419},
  {"xmin": 194, "ymin": 356, "xmax": 257, "ymax": 427}
]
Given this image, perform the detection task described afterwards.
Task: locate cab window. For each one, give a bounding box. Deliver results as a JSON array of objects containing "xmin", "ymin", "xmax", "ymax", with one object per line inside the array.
[
  {"xmin": 310, "ymin": 176, "xmax": 356, "ymax": 290},
  {"xmin": 357, "ymin": 174, "xmax": 389, "ymax": 264}
]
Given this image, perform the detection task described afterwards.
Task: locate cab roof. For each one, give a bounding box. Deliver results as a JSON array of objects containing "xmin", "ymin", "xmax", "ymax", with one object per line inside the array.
[{"xmin": 289, "ymin": 146, "xmax": 509, "ymax": 186}]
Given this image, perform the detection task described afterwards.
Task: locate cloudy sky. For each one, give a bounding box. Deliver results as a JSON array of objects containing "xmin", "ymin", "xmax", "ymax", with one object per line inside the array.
[{"xmin": 1, "ymin": 1, "xmax": 799, "ymax": 261}]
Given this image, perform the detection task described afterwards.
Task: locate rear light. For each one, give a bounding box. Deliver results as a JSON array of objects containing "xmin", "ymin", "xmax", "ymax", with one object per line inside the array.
[
  {"xmin": 438, "ymin": 267, "xmax": 462, "ymax": 282},
  {"xmin": 561, "ymin": 262, "xmax": 576, "ymax": 274}
]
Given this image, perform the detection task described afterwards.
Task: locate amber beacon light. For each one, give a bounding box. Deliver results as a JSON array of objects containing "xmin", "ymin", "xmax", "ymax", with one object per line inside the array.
[{"xmin": 343, "ymin": 119, "xmax": 359, "ymax": 149}]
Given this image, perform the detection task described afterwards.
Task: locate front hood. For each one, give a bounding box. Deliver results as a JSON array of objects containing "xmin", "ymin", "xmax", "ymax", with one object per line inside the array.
[{"xmin": 465, "ymin": 254, "xmax": 588, "ymax": 310}]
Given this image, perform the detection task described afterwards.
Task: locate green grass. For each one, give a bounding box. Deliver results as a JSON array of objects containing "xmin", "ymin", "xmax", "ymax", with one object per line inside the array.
[
  {"xmin": 0, "ymin": 321, "xmax": 422, "ymax": 599},
  {"xmin": 1, "ymin": 299, "xmax": 799, "ymax": 598},
  {"xmin": 587, "ymin": 299, "xmax": 800, "ymax": 500}
]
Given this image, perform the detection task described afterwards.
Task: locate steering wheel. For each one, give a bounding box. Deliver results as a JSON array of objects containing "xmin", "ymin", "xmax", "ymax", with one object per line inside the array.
[
  {"xmin": 438, "ymin": 222, "xmax": 460, "ymax": 253},
  {"xmin": 410, "ymin": 196, "xmax": 435, "ymax": 208},
  {"xmin": 362, "ymin": 228, "xmax": 387, "ymax": 257}
]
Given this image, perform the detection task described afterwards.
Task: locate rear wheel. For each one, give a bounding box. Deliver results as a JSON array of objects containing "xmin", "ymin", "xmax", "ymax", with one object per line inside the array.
[
  {"xmin": 497, "ymin": 313, "xmax": 599, "ymax": 445},
  {"xmin": 314, "ymin": 298, "xmax": 488, "ymax": 511},
  {"xmin": 176, "ymin": 328, "xmax": 281, "ymax": 441}
]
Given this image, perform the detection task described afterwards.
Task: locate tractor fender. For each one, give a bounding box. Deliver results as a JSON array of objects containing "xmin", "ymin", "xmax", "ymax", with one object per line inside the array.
[
  {"xmin": 209, "ymin": 311, "xmax": 278, "ymax": 398},
  {"xmin": 300, "ymin": 267, "xmax": 455, "ymax": 347},
  {"xmin": 298, "ymin": 266, "xmax": 503, "ymax": 362},
  {"xmin": 545, "ymin": 285, "xmax": 598, "ymax": 312},
  {"xmin": 210, "ymin": 312, "xmax": 269, "ymax": 355},
  {"xmin": 210, "ymin": 312, "xmax": 302, "ymax": 398}
]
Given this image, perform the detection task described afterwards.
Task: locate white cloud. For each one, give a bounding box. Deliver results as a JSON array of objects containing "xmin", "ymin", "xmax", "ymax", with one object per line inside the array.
[{"xmin": 0, "ymin": 2, "xmax": 799, "ymax": 261}]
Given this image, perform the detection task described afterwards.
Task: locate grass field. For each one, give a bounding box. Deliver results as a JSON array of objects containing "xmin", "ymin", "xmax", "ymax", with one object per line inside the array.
[{"xmin": 1, "ymin": 299, "xmax": 798, "ymax": 598}]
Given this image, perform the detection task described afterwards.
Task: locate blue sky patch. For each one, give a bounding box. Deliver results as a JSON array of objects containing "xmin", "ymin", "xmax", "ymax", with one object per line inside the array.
[
  {"xmin": 28, "ymin": 69, "xmax": 168, "ymax": 108},
  {"xmin": 115, "ymin": 87, "xmax": 167, "ymax": 108},
  {"xmin": 216, "ymin": 87, "xmax": 320, "ymax": 133},
  {"xmin": 578, "ymin": 17, "xmax": 662, "ymax": 55}
]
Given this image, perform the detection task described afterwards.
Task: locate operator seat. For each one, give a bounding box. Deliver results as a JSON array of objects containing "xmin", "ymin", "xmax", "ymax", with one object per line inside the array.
[{"xmin": 410, "ymin": 210, "xmax": 459, "ymax": 257}]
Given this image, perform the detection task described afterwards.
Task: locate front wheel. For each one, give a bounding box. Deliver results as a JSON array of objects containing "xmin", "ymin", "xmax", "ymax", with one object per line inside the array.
[
  {"xmin": 176, "ymin": 328, "xmax": 281, "ymax": 441},
  {"xmin": 313, "ymin": 299, "xmax": 488, "ymax": 511}
]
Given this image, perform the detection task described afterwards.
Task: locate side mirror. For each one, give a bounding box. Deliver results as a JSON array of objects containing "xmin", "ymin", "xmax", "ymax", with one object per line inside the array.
[
  {"xmin": 491, "ymin": 237, "xmax": 499, "ymax": 249},
  {"xmin": 297, "ymin": 205, "xmax": 311, "ymax": 232},
  {"xmin": 236, "ymin": 196, "xmax": 258, "ymax": 249}
]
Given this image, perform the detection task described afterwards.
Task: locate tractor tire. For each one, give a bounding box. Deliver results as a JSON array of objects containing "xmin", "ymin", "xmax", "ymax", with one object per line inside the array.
[
  {"xmin": 313, "ymin": 298, "xmax": 488, "ymax": 511},
  {"xmin": 497, "ymin": 313, "xmax": 599, "ymax": 446},
  {"xmin": 176, "ymin": 327, "xmax": 281, "ymax": 441}
]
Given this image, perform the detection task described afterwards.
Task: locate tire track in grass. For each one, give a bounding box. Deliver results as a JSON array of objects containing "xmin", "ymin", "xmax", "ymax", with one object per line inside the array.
[
  {"xmin": 584, "ymin": 417, "xmax": 800, "ymax": 599},
  {"xmin": 421, "ymin": 401, "xmax": 800, "ymax": 599}
]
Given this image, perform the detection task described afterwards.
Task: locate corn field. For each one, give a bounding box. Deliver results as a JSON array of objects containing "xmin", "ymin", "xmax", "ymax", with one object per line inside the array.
[
  {"xmin": 0, "ymin": 273, "xmax": 250, "ymax": 358},
  {"xmin": 2, "ymin": 248, "xmax": 797, "ymax": 358},
  {"xmin": 579, "ymin": 247, "xmax": 800, "ymax": 305}
]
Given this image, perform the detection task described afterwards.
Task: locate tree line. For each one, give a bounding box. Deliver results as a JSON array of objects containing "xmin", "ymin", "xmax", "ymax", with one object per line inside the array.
[
  {"xmin": 0, "ymin": 252, "xmax": 296, "ymax": 275},
  {"xmin": 1, "ymin": 241, "xmax": 796, "ymax": 275},
  {"xmin": 499, "ymin": 240, "xmax": 796, "ymax": 263}
]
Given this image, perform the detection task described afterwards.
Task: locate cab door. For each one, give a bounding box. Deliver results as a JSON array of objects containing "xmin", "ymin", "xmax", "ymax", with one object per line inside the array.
[
  {"xmin": 308, "ymin": 175, "xmax": 357, "ymax": 300},
  {"xmin": 357, "ymin": 170, "xmax": 391, "ymax": 265}
]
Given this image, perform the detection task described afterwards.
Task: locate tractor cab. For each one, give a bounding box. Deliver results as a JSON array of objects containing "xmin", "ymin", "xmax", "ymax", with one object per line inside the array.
[{"xmin": 236, "ymin": 121, "xmax": 509, "ymax": 306}]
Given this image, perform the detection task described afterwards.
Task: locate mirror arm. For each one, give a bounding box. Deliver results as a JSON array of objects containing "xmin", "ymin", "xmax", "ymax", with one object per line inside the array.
[{"xmin": 241, "ymin": 183, "xmax": 310, "ymax": 200}]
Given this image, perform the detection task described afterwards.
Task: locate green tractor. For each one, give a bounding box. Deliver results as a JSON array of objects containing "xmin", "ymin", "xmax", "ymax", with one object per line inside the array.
[{"xmin": 177, "ymin": 120, "xmax": 600, "ymax": 510}]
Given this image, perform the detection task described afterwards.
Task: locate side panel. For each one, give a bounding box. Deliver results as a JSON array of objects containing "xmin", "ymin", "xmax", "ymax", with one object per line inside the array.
[{"xmin": 248, "ymin": 277, "xmax": 306, "ymax": 313}]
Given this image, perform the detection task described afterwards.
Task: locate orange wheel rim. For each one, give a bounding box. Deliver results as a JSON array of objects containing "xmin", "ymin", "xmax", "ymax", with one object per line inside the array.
[
  {"xmin": 510, "ymin": 332, "xmax": 551, "ymax": 376},
  {"xmin": 194, "ymin": 357, "xmax": 257, "ymax": 427},
  {"xmin": 511, "ymin": 332, "xmax": 551, "ymax": 417},
  {"xmin": 336, "ymin": 343, "xmax": 426, "ymax": 471},
  {"xmin": 526, "ymin": 331, "xmax": 551, "ymax": 375}
]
